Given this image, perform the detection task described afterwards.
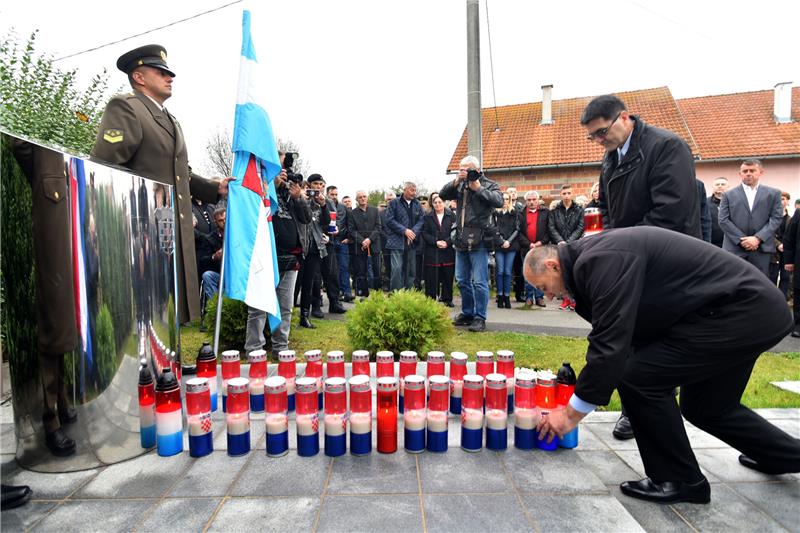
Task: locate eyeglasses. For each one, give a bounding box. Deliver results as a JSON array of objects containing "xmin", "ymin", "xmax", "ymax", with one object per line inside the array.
[{"xmin": 586, "ymin": 113, "xmax": 621, "ymax": 141}]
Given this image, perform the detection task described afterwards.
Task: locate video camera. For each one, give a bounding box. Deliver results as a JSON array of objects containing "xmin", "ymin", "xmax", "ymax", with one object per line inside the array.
[
  {"xmin": 283, "ymin": 152, "xmax": 303, "ymax": 184},
  {"xmin": 467, "ymin": 169, "xmax": 481, "ymax": 182}
]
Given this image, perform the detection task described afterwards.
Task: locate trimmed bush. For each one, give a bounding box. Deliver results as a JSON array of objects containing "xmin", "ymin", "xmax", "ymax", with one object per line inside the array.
[
  {"xmin": 346, "ymin": 290, "xmax": 454, "ymax": 357},
  {"xmin": 94, "ymin": 304, "xmax": 117, "ymax": 388},
  {"xmin": 203, "ymin": 295, "xmax": 248, "ymax": 349}
]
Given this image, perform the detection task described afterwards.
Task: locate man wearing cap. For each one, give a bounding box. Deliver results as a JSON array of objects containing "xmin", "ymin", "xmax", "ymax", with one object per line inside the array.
[{"xmin": 91, "ymin": 44, "xmax": 229, "ymax": 323}]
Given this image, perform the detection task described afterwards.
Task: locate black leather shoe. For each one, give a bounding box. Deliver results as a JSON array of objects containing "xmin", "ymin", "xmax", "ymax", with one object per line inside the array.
[
  {"xmin": 515, "ymin": 296, "xmax": 526, "ymax": 303},
  {"xmin": 45, "ymin": 428, "xmax": 76, "ymax": 457},
  {"xmin": 453, "ymin": 313, "xmax": 474, "ymax": 326},
  {"xmin": 620, "ymin": 477, "xmax": 710, "ymax": 504},
  {"xmin": 613, "ymin": 413, "xmax": 635, "ymax": 440},
  {"xmin": 535, "ymin": 299, "xmax": 546, "ymax": 308},
  {"xmin": 299, "ymin": 310, "xmax": 316, "ymax": 329},
  {"xmin": 504, "ymin": 296, "xmax": 512, "ymax": 309},
  {"xmin": 342, "ymin": 295, "xmax": 355, "ymax": 303},
  {"xmin": 311, "ymin": 307, "xmax": 325, "ymax": 319},
  {"xmin": 468, "ymin": 318, "xmax": 486, "ymax": 332},
  {"xmin": 791, "ymin": 328, "xmax": 800, "ymax": 338},
  {"xmin": 1, "ymin": 484, "xmax": 32, "ymax": 511},
  {"xmin": 329, "ymin": 304, "xmax": 346, "ymax": 314},
  {"xmin": 59, "ymin": 405, "xmax": 78, "ymax": 425},
  {"xmin": 738, "ymin": 454, "xmax": 799, "ymax": 475}
]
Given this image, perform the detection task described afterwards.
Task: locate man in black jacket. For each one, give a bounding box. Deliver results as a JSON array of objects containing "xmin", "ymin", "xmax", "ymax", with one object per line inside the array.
[
  {"xmin": 526, "ymin": 227, "xmax": 799, "ymax": 505},
  {"xmin": 347, "ymin": 190, "xmax": 382, "ymax": 298},
  {"xmin": 245, "ymin": 161, "xmax": 312, "ymax": 356},
  {"xmin": 582, "ymin": 94, "xmax": 701, "ymax": 439},
  {"xmin": 783, "ymin": 207, "xmax": 800, "ymax": 337},
  {"xmin": 439, "ymin": 155, "xmax": 504, "ymax": 332},
  {"xmin": 707, "ymin": 177, "xmax": 728, "ymax": 247},
  {"xmin": 548, "ymin": 184, "xmax": 584, "ymax": 311}
]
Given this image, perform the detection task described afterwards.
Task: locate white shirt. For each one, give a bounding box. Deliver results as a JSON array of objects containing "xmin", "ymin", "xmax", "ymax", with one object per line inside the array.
[
  {"xmin": 617, "ymin": 129, "xmax": 633, "ymax": 162},
  {"xmin": 743, "ymin": 183, "xmax": 759, "ymax": 211},
  {"xmin": 436, "ymin": 212, "xmax": 444, "ymax": 225}
]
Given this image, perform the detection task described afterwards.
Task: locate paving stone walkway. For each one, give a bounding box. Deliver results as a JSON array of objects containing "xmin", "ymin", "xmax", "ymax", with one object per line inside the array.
[{"xmin": 2, "ymin": 407, "xmax": 798, "ymax": 532}]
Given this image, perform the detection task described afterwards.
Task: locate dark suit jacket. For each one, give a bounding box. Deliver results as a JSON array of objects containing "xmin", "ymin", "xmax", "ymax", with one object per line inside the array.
[
  {"xmin": 718, "ymin": 183, "xmax": 783, "ymax": 255},
  {"xmin": 91, "ymin": 91, "xmax": 218, "ymax": 321},
  {"xmin": 347, "ymin": 205, "xmax": 382, "ymax": 254},
  {"xmin": 517, "ymin": 208, "xmax": 550, "ymax": 249},
  {"xmin": 559, "ymin": 226, "xmax": 793, "ymax": 406},
  {"xmin": 422, "ymin": 210, "xmax": 456, "ymax": 265}
]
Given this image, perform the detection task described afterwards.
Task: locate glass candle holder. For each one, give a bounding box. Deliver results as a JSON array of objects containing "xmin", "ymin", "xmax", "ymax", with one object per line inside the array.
[
  {"xmin": 138, "ymin": 359, "xmax": 156, "ymax": 449},
  {"xmin": 583, "ymin": 207, "xmax": 603, "ymax": 236},
  {"xmin": 496, "ymin": 350, "xmax": 515, "ymax": 414},
  {"xmin": 426, "ymin": 351, "xmax": 445, "ymax": 379},
  {"xmin": 196, "ymin": 343, "xmax": 218, "ymax": 412},
  {"xmin": 426, "ymin": 375, "xmax": 449, "ymax": 452},
  {"xmin": 514, "ymin": 371, "xmax": 538, "ymax": 451},
  {"xmin": 403, "ymin": 375, "xmax": 426, "ymax": 453},
  {"xmin": 398, "ymin": 351, "xmax": 418, "ymax": 414},
  {"xmin": 324, "ymin": 377, "xmax": 347, "ymax": 457},
  {"xmin": 376, "ymin": 377, "xmax": 398, "ymax": 454},
  {"xmin": 476, "ymin": 351, "xmax": 495, "ymax": 379},
  {"xmin": 304, "ymin": 349, "xmax": 324, "ymax": 411},
  {"xmin": 556, "ymin": 362, "xmax": 579, "ymax": 449},
  {"xmin": 449, "ymin": 352, "xmax": 468, "ymax": 415},
  {"xmin": 278, "ymin": 350, "xmax": 297, "ymax": 413},
  {"xmin": 170, "ymin": 350, "xmax": 181, "ymax": 383},
  {"xmin": 185, "ymin": 377, "xmax": 213, "ymax": 457},
  {"xmin": 485, "ymin": 373, "xmax": 508, "ymax": 451},
  {"xmin": 461, "ymin": 375, "xmax": 484, "ymax": 452},
  {"xmin": 248, "ymin": 350, "xmax": 268, "ymax": 413},
  {"xmin": 348, "ymin": 374, "xmax": 372, "ymax": 456},
  {"xmin": 376, "ymin": 351, "xmax": 394, "ymax": 379},
  {"xmin": 220, "ymin": 350, "xmax": 241, "ymax": 413},
  {"xmin": 155, "ymin": 369, "xmax": 183, "ymax": 457},
  {"xmin": 327, "ymin": 351, "xmax": 345, "ymax": 379},
  {"xmin": 295, "ymin": 377, "xmax": 320, "ymax": 456},
  {"xmin": 265, "ymin": 376, "xmax": 289, "ymax": 457},
  {"xmin": 226, "ymin": 377, "xmax": 251, "ymax": 456},
  {"xmin": 535, "ymin": 371, "xmax": 559, "ymax": 451},
  {"xmin": 352, "ymin": 350, "xmax": 371, "ymax": 377}
]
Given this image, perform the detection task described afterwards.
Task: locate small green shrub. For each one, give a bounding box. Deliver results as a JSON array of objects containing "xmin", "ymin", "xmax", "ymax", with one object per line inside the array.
[
  {"xmin": 95, "ymin": 304, "xmax": 116, "ymax": 388},
  {"xmin": 346, "ymin": 290, "xmax": 454, "ymax": 356},
  {"xmin": 203, "ymin": 295, "xmax": 248, "ymax": 349}
]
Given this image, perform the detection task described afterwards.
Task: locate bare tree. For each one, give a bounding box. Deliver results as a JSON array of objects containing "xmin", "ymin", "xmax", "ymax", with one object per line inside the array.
[
  {"xmin": 275, "ymin": 137, "xmax": 309, "ymax": 177},
  {"xmin": 204, "ymin": 127, "xmax": 233, "ymax": 177}
]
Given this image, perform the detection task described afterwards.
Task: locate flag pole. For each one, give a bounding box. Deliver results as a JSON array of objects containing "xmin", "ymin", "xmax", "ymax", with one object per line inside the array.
[{"xmin": 213, "ymin": 215, "xmax": 227, "ymax": 358}]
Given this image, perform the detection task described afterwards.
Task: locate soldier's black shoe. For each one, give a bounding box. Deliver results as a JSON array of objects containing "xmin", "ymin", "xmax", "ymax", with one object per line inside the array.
[
  {"xmin": 311, "ymin": 307, "xmax": 325, "ymax": 319},
  {"xmin": 613, "ymin": 414, "xmax": 635, "ymax": 440},
  {"xmin": 620, "ymin": 477, "xmax": 710, "ymax": 504},
  {"xmin": 468, "ymin": 319, "xmax": 486, "ymax": 332},
  {"xmin": 738, "ymin": 454, "xmax": 799, "ymax": 475},
  {"xmin": 299, "ymin": 310, "xmax": 316, "ymax": 329},
  {"xmin": 45, "ymin": 428, "xmax": 76, "ymax": 457},
  {"xmin": 791, "ymin": 328, "xmax": 800, "ymax": 338},
  {"xmin": 329, "ymin": 303, "xmax": 346, "ymax": 314},
  {"xmin": 453, "ymin": 313, "xmax": 474, "ymax": 326},
  {"xmin": 1, "ymin": 484, "xmax": 32, "ymax": 511},
  {"xmin": 342, "ymin": 295, "xmax": 355, "ymax": 303},
  {"xmin": 58, "ymin": 406, "xmax": 78, "ymax": 425}
]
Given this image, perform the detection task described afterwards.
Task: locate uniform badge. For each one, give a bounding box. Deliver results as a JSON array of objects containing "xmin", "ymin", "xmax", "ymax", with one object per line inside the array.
[
  {"xmin": 103, "ymin": 129, "xmax": 124, "ymax": 143},
  {"xmin": 160, "ymin": 50, "xmax": 167, "ymax": 61}
]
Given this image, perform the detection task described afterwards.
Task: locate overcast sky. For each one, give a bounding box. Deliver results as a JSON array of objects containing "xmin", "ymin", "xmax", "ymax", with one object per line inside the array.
[{"xmin": 2, "ymin": 0, "xmax": 798, "ymax": 196}]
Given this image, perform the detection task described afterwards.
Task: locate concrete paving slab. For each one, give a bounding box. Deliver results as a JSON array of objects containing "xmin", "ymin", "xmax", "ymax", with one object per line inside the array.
[
  {"xmin": 0, "ymin": 461, "xmax": 97, "ymax": 499},
  {"xmin": 75, "ymin": 451, "xmax": 191, "ymax": 499},
  {"xmin": 31, "ymin": 499, "xmax": 155, "ymax": 533},
  {"xmin": 502, "ymin": 448, "xmax": 607, "ymax": 493},
  {"xmin": 673, "ymin": 483, "xmax": 787, "ymax": 532},
  {"xmin": 167, "ymin": 451, "xmax": 249, "ymax": 497},
  {"xmin": 0, "ymin": 501, "xmax": 58, "ymax": 531},
  {"xmin": 614, "ymin": 449, "xmax": 720, "ymax": 483},
  {"xmin": 728, "ymin": 481, "xmax": 800, "ymax": 532},
  {"xmin": 608, "ymin": 486, "xmax": 695, "ymax": 532},
  {"xmin": 229, "ymin": 452, "xmax": 330, "ymax": 497},
  {"xmin": 419, "ymin": 449, "xmax": 512, "ymax": 494},
  {"xmin": 316, "ymin": 494, "xmax": 423, "ymax": 532},
  {"xmin": 207, "ymin": 496, "xmax": 320, "ymax": 532},
  {"xmin": 771, "ymin": 381, "xmax": 800, "ymax": 394},
  {"xmin": 576, "ymin": 450, "xmax": 640, "ymax": 486},
  {"xmin": 580, "ymin": 423, "xmax": 640, "ymax": 451},
  {"xmin": 423, "ymin": 493, "xmax": 534, "ymax": 532},
  {"xmin": 521, "ymin": 493, "xmax": 645, "ymax": 533},
  {"xmin": 326, "ymin": 452, "xmax": 419, "ymax": 494},
  {"xmin": 135, "ymin": 497, "xmax": 220, "ymax": 532},
  {"xmin": 693, "ymin": 447, "xmax": 800, "ymax": 482}
]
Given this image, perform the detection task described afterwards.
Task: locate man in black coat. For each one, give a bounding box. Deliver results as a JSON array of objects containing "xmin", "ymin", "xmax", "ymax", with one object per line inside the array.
[
  {"xmin": 526, "ymin": 227, "xmax": 799, "ymax": 504},
  {"xmin": 783, "ymin": 207, "xmax": 800, "ymax": 337},
  {"xmin": 347, "ymin": 190, "xmax": 382, "ymax": 297},
  {"xmin": 582, "ymin": 94, "xmax": 701, "ymax": 439},
  {"xmin": 708, "ymin": 176, "xmax": 728, "ymax": 247}
]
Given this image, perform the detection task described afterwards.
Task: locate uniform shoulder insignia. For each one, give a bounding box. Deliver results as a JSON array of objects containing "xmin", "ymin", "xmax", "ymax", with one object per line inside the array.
[{"xmin": 103, "ymin": 129, "xmax": 124, "ymax": 143}]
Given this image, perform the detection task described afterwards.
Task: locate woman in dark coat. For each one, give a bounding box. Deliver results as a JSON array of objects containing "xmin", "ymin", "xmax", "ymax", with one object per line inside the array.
[
  {"xmin": 492, "ymin": 193, "xmax": 519, "ymax": 308},
  {"xmin": 421, "ymin": 196, "xmax": 456, "ymax": 306}
]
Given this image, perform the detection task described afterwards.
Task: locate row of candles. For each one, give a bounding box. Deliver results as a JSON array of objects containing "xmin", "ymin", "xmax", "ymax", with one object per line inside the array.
[{"xmin": 138, "ymin": 346, "xmax": 579, "ymax": 458}]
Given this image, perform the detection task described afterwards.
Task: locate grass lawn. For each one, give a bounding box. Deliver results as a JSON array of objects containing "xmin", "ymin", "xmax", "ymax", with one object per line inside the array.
[{"xmin": 181, "ymin": 316, "xmax": 800, "ymax": 411}]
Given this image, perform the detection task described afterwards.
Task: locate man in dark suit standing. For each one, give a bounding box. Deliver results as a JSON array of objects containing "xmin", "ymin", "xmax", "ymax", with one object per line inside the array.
[
  {"xmin": 526, "ymin": 227, "xmax": 799, "ymax": 505},
  {"xmin": 347, "ymin": 190, "xmax": 382, "ymax": 298},
  {"xmin": 91, "ymin": 45, "xmax": 228, "ymax": 323},
  {"xmin": 707, "ymin": 176, "xmax": 728, "ymax": 247},
  {"xmin": 718, "ymin": 159, "xmax": 783, "ymax": 277}
]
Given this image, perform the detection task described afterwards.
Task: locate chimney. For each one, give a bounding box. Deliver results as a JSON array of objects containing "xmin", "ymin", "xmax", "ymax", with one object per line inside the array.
[
  {"xmin": 540, "ymin": 84, "xmax": 553, "ymax": 125},
  {"xmin": 774, "ymin": 82, "xmax": 793, "ymax": 123}
]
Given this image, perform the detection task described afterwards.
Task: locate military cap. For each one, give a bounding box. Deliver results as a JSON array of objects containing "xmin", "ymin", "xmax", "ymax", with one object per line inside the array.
[
  {"xmin": 307, "ymin": 174, "xmax": 325, "ymax": 184},
  {"xmin": 116, "ymin": 44, "xmax": 176, "ymax": 77}
]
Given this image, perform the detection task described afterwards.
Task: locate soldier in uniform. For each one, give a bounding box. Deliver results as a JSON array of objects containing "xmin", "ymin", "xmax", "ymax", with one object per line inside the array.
[{"xmin": 91, "ymin": 45, "xmax": 229, "ymax": 323}]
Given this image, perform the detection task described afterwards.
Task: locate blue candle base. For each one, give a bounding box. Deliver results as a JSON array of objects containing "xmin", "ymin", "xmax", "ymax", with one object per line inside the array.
[
  {"xmin": 450, "ymin": 396, "xmax": 462, "ymax": 415},
  {"xmin": 486, "ymin": 427, "xmax": 507, "ymax": 451},
  {"xmin": 157, "ymin": 431, "xmax": 183, "ymax": 457},
  {"xmin": 507, "ymin": 394, "xmax": 514, "ymax": 414},
  {"xmin": 140, "ymin": 424, "xmax": 156, "ymax": 449},
  {"xmin": 399, "ymin": 394, "xmax": 404, "ymax": 414},
  {"xmin": 267, "ymin": 431, "xmax": 289, "ymax": 457},
  {"xmin": 461, "ymin": 427, "xmax": 483, "ymax": 452},
  {"xmin": 514, "ymin": 427, "xmax": 536, "ymax": 450},
  {"xmin": 210, "ymin": 394, "xmax": 218, "ymax": 413},
  {"xmin": 228, "ymin": 431, "xmax": 251, "ymax": 456},
  {"xmin": 297, "ymin": 433, "xmax": 320, "ymax": 457},
  {"xmin": 189, "ymin": 432, "xmax": 214, "ymax": 457},
  {"xmin": 221, "ymin": 394, "xmax": 227, "ymax": 413},
  {"xmin": 350, "ymin": 431, "xmax": 371, "ymax": 456},
  {"xmin": 559, "ymin": 427, "xmax": 579, "ymax": 449},
  {"xmin": 426, "ymin": 429, "xmax": 448, "ymax": 453},
  {"xmin": 404, "ymin": 428, "xmax": 425, "ymax": 453},
  {"xmin": 325, "ymin": 433, "xmax": 346, "ymax": 457},
  {"xmin": 536, "ymin": 433, "xmax": 559, "ymax": 451},
  {"xmin": 250, "ymin": 394, "xmax": 264, "ymax": 413},
  {"xmin": 287, "ymin": 394, "xmax": 295, "ymax": 413}
]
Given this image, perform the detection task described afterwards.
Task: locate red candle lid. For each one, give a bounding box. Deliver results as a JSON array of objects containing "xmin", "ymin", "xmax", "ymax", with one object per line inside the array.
[
  {"xmin": 278, "ymin": 350, "xmax": 296, "ymax": 362},
  {"xmin": 304, "ymin": 350, "xmax": 322, "ymax": 362},
  {"xmin": 429, "ymin": 375, "xmax": 449, "ymax": 391},
  {"xmin": 327, "ymin": 351, "xmax": 344, "ymax": 363},
  {"xmin": 265, "ymin": 376, "xmax": 287, "ymax": 394},
  {"xmin": 324, "ymin": 377, "xmax": 346, "ymax": 393},
  {"xmin": 348, "ymin": 374, "xmax": 371, "ymax": 393},
  {"xmin": 515, "ymin": 371, "xmax": 536, "ymax": 388},
  {"xmin": 427, "ymin": 351, "xmax": 445, "ymax": 363},
  {"xmin": 464, "ymin": 375, "xmax": 484, "ymax": 389},
  {"xmin": 295, "ymin": 377, "xmax": 318, "ymax": 394},
  {"xmin": 486, "ymin": 373, "xmax": 507, "ymax": 389},
  {"xmin": 496, "ymin": 350, "xmax": 515, "ymax": 362},
  {"xmin": 400, "ymin": 351, "xmax": 418, "ymax": 363},
  {"xmin": 248, "ymin": 350, "xmax": 267, "ymax": 363},
  {"xmin": 227, "ymin": 377, "xmax": 249, "ymax": 394},
  {"xmin": 221, "ymin": 350, "xmax": 240, "ymax": 363},
  {"xmin": 377, "ymin": 376, "xmax": 398, "ymax": 392},
  {"xmin": 352, "ymin": 350, "xmax": 370, "ymax": 362},
  {"xmin": 451, "ymin": 352, "xmax": 468, "ymax": 364},
  {"xmin": 403, "ymin": 375, "xmax": 425, "ymax": 391},
  {"xmin": 476, "ymin": 351, "xmax": 494, "ymax": 362},
  {"xmin": 376, "ymin": 351, "xmax": 394, "ymax": 363},
  {"xmin": 185, "ymin": 377, "xmax": 209, "ymax": 394}
]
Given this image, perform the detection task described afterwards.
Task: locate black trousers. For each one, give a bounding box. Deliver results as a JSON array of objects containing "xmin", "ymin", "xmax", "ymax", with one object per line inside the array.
[
  {"xmin": 300, "ymin": 247, "xmax": 339, "ymax": 310},
  {"xmin": 382, "ymin": 250, "xmax": 392, "ymax": 291},
  {"xmin": 424, "ymin": 264, "xmax": 454, "ymax": 304},
  {"xmin": 353, "ymin": 250, "xmax": 382, "ymax": 297},
  {"xmin": 618, "ymin": 320, "xmax": 799, "ymax": 483}
]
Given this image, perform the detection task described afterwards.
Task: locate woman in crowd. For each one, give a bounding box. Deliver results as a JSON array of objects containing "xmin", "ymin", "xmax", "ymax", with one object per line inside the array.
[
  {"xmin": 422, "ymin": 195, "xmax": 456, "ymax": 307},
  {"xmin": 585, "ymin": 182, "xmax": 600, "ymax": 209},
  {"xmin": 492, "ymin": 192, "xmax": 519, "ymax": 308}
]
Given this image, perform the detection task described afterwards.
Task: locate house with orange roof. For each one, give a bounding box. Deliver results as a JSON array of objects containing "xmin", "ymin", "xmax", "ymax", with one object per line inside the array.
[{"xmin": 448, "ymin": 84, "xmax": 800, "ymax": 204}]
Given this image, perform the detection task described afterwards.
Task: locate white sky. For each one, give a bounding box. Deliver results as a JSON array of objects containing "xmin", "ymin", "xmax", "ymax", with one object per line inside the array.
[{"xmin": 2, "ymin": 0, "xmax": 799, "ymax": 197}]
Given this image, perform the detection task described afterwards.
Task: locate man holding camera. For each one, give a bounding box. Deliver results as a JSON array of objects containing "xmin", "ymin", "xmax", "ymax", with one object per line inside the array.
[
  {"xmin": 439, "ymin": 155, "xmax": 504, "ymax": 332},
  {"xmin": 244, "ymin": 153, "xmax": 311, "ymax": 356}
]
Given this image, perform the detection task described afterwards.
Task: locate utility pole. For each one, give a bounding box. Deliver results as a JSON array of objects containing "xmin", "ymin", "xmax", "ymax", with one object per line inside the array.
[{"xmin": 466, "ymin": 0, "xmax": 482, "ymax": 162}]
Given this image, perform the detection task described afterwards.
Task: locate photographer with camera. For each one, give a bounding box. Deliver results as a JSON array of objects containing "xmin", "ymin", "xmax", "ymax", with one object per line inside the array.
[
  {"xmin": 439, "ymin": 155, "xmax": 504, "ymax": 332},
  {"xmin": 244, "ymin": 152, "xmax": 311, "ymax": 356}
]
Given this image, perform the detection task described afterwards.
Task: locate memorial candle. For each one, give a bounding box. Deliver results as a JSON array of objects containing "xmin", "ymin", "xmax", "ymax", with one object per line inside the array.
[
  {"xmin": 403, "ymin": 375, "xmax": 426, "ymax": 453},
  {"xmin": 376, "ymin": 351, "xmax": 394, "ymax": 379},
  {"xmin": 535, "ymin": 371, "xmax": 559, "ymax": 451},
  {"xmin": 426, "ymin": 375, "xmax": 449, "ymax": 452},
  {"xmin": 265, "ymin": 376, "xmax": 289, "ymax": 457},
  {"xmin": 485, "ymin": 373, "xmax": 508, "ymax": 451},
  {"xmin": 352, "ymin": 350, "xmax": 371, "ymax": 377},
  {"xmin": 327, "ymin": 351, "xmax": 345, "ymax": 379},
  {"xmin": 449, "ymin": 352, "xmax": 468, "ymax": 415},
  {"xmin": 324, "ymin": 377, "xmax": 347, "ymax": 457},
  {"xmin": 348, "ymin": 374, "xmax": 372, "ymax": 456},
  {"xmin": 196, "ymin": 342, "xmax": 218, "ymax": 412},
  {"xmin": 226, "ymin": 377, "xmax": 251, "ymax": 456},
  {"xmin": 496, "ymin": 350, "xmax": 515, "ymax": 414},
  {"xmin": 295, "ymin": 377, "xmax": 320, "ymax": 456},
  {"xmin": 556, "ymin": 362, "xmax": 579, "ymax": 449},
  {"xmin": 426, "ymin": 351, "xmax": 445, "ymax": 379},
  {"xmin": 137, "ymin": 358, "xmax": 156, "ymax": 449},
  {"xmin": 248, "ymin": 350, "xmax": 267, "ymax": 413},
  {"xmin": 514, "ymin": 371, "xmax": 538, "ymax": 450},
  {"xmin": 170, "ymin": 350, "xmax": 181, "ymax": 382},
  {"xmin": 185, "ymin": 378, "xmax": 213, "ymax": 457},
  {"xmin": 220, "ymin": 350, "xmax": 241, "ymax": 412},
  {"xmin": 376, "ymin": 377, "xmax": 398, "ymax": 453},
  {"xmin": 398, "ymin": 351, "xmax": 418, "ymax": 414},
  {"xmin": 304, "ymin": 349, "xmax": 324, "ymax": 410},
  {"xmin": 583, "ymin": 207, "xmax": 603, "ymax": 236},
  {"xmin": 460, "ymin": 375, "xmax": 484, "ymax": 452},
  {"xmin": 475, "ymin": 351, "xmax": 495, "ymax": 379},
  {"xmin": 155, "ymin": 368, "xmax": 183, "ymax": 457},
  {"xmin": 278, "ymin": 350, "xmax": 297, "ymax": 413}
]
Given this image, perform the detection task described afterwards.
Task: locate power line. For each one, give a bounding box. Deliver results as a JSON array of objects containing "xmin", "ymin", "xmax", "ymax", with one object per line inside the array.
[
  {"xmin": 484, "ymin": 0, "xmax": 500, "ymax": 132},
  {"xmin": 53, "ymin": 0, "xmax": 243, "ymax": 62}
]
